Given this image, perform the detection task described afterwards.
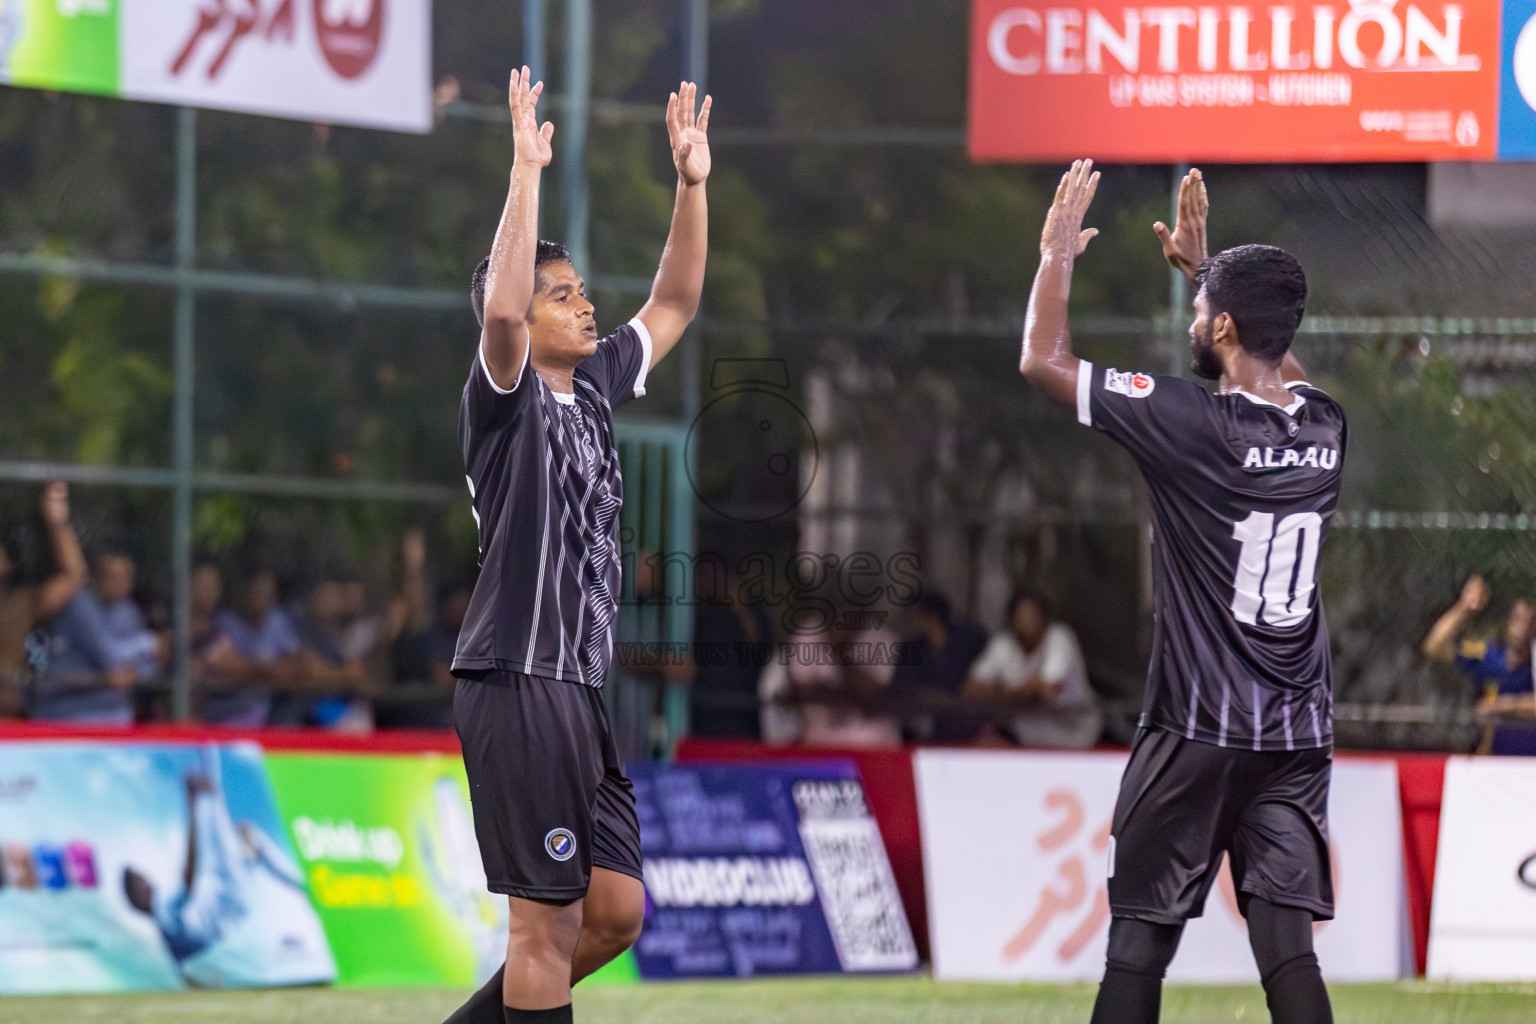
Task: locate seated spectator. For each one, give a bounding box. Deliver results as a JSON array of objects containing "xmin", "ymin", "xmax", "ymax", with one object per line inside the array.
[
  {"xmin": 964, "ymin": 589, "xmax": 1102, "ymax": 749},
  {"xmin": 33, "ymin": 547, "xmax": 165, "ymax": 725},
  {"xmin": 275, "ymin": 576, "xmax": 376, "ymax": 732},
  {"xmin": 793, "ymin": 612, "xmax": 903, "ymax": 749},
  {"xmin": 1423, "ymin": 574, "xmax": 1536, "ymax": 754},
  {"xmin": 0, "ymin": 483, "xmax": 85, "ymax": 717},
  {"xmin": 398, "ymin": 579, "xmax": 472, "ymax": 689},
  {"xmin": 891, "ymin": 591, "xmax": 988, "ymax": 742},
  {"xmin": 206, "ymin": 569, "xmax": 301, "ymax": 727},
  {"xmin": 384, "ymin": 579, "xmax": 471, "ymax": 729},
  {"xmin": 690, "ymin": 571, "xmax": 775, "ymax": 740}
]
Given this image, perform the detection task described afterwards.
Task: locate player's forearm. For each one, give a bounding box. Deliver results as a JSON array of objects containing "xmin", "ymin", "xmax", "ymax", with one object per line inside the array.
[
  {"xmin": 647, "ymin": 179, "xmax": 708, "ymax": 357},
  {"xmin": 481, "ymin": 163, "xmax": 543, "ymax": 340},
  {"xmin": 1020, "ymin": 252, "xmax": 1081, "ymax": 405}
]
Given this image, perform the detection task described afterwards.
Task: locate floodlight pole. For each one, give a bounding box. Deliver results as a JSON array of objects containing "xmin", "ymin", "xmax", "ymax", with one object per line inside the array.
[
  {"xmin": 561, "ymin": 0, "xmax": 592, "ymax": 274},
  {"xmin": 1168, "ymin": 162, "xmax": 1190, "ymax": 376},
  {"xmin": 171, "ymin": 107, "xmax": 197, "ymax": 722}
]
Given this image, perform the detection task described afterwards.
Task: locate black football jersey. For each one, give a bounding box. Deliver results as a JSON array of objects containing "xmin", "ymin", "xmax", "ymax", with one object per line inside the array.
[
  {"xmin": 1076, "ymin": 361, "xmax": 1347, "ymax": 750},
  {"xmin": 453, "ymin": 320, "xmax": 652, "ymax": 687}
]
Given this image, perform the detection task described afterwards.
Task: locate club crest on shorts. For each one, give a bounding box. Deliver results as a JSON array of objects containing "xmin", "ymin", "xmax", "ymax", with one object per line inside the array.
[{"xmin": 545, "ymin": 828, "xmax": 576, "ymax": 862}]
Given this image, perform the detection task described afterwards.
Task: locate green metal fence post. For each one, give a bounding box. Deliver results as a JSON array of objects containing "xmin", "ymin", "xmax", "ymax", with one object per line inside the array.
[
  {"xmin": 561, "ymin": 0, "xmax": 592, "ymax": 274},
  {"xmin": 171, "ymin": 107, "xmax": 197, "ymax": 722}
]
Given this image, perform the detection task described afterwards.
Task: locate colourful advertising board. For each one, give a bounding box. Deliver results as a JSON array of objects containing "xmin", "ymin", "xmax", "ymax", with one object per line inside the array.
[
  {"xmin": 970, "ymin": 0, "xmax": 1536, "ymax": 161},
  {"xmin": 0, "ymin": 0, "xmax": 431, "ymax": 133},
  {"xmin": 632, "ymin": 761, "xmax": 919, "ymax": 979},
  {"xmin": 0, "ymin": 742, "xmax": 336, "ymax": 995},
  {"xmin": 263, "ymin": 753, "xmax": 508, "ymax": 988}
]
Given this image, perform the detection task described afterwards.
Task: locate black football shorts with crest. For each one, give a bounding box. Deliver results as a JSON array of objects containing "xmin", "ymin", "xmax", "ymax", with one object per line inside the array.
[{"xmin": 455, "ymin": 670, "xmax": 642, "ymax": 902}]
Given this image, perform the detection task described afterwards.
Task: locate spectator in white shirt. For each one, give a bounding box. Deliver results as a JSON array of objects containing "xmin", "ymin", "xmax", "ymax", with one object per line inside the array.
[{"xmin": 964, "ymin": 589, "xmax": 1102, "ymax": 749}]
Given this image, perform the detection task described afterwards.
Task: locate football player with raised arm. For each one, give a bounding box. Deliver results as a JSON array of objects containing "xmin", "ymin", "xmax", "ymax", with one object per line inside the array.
[
  {"xmin": 442, "ymin": 68, "xmax": 711, "ymax": 1024},
  {"xmin": 1018, "ymin": 162, "xmax": 1344, "ymax": 1024}
]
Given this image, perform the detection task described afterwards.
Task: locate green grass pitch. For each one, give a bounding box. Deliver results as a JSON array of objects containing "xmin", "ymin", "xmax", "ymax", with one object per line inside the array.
[{"xmin": 3, "ymin": 979, "xmax": 1535, "ymax": 1024}]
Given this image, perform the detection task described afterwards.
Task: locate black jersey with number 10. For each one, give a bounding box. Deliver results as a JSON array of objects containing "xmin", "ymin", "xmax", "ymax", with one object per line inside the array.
[{"xmin": 1076, "ymin": 362, "xmax": 1347, "ymax": 751}]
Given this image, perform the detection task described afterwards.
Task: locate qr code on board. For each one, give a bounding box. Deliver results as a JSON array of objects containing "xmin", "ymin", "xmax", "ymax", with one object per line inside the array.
[{"xmin": 799, "ymin": 818, "xmax": 918, "ymax": 971}]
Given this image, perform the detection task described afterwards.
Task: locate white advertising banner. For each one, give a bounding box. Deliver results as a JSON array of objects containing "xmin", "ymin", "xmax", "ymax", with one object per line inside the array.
[
  {"xmin": 915, "ymin": 749, "xmax": 1405, "ymax": 983},
  {"xmin": 0, "ymin": 0, "xmax": 432, "ymax": 133},
  {"xmin": 122, "ymin": 0, "xmax": 432, "ymax": 132},
  {"xmin": 1427, "ymin": 757, "xmax": 1536, "ymax": 980}
]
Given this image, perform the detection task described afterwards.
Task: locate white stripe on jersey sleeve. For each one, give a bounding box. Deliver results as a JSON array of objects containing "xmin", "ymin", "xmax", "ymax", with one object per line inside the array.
[
  {"xmin": 478, "ymin": 324, "xmax": 532, "ymax": 395},
  {"xmin": 1076, "ymin": 360, "xmax": 1094, "ymax": 427},
  {"xmin": 628, "ymin": 317, "xmax": 655, "ymax": 398}
]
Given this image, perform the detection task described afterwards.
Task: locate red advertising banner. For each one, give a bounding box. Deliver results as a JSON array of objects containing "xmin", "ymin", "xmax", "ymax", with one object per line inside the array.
[{"xmin": 970, "ymin": 0, "xmax": 1504, "ymax": 162}]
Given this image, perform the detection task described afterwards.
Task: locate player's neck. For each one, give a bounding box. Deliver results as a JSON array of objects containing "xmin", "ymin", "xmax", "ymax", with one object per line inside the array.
[
  {"xmin": 1218, "ymin": 353, "xmax": 1292, "ymax": 407},
  {"xmin": 533, "ymin": 363, "xmax": 576, "ymax": 394}
]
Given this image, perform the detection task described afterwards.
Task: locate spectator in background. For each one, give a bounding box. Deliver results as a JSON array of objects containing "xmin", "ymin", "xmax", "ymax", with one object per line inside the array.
[
  {"xmin": 892, "ymin": 590, "xmax": 988, "ymax": 743},
  {"xmin": 33, "ymin": 548, "xmax": 165, "ymax": 725},
  {"xmin": 793, "ymin": 606, "xmax": 903, "ymax": 749},
  {"xmin": 0, "ymin": 483, "xmax": 85, "ymax": 717},
  {"xmin": 206, "ymin": 569, "xmax": 300, "ymax": 727},
  {"xmin": 384, "ymin": 578, "xmax": 473, "ymax": 729},
  {"xmin": 190, "ymin": 563, "xmax": 247, "ymax": 685},
  {"xmin": 690, "ymin": 569, "xmax": 775, "ymax": 740},
  {"xmin": 964, "ymin": 589, "xmax": 1102, "ymax": 749},
  {"xmin": 1423, "ymin": 574, "xmax": 1536, "ymax": 754},
  {"xmin": 278, "ymin": 576, "xmax": 375, "ymax": 732},
  {"xmin": 397, "ymin": 579, "xmax": 473, "ymax": 689}
]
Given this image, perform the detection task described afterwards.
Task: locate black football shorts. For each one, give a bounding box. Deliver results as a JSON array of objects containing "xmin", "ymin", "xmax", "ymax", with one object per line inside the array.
[
  {"xmin": 1107, "ymin": 727, "xmax": 1334, "ymax": 924},
  {"xmin": 454, "ymin": 670, "xmax": 643, "ymax": 902}
]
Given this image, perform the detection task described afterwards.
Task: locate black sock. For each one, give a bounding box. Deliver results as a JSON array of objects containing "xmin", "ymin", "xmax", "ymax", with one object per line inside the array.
[
  {"xmin": 443, "ymin": 964, "xmax": 505, "ymax": 1024},
  {"xmin": 504, "ymin": 1006, "xmax": 573, "ymax": 1024},
  {"xmin": 1262, "ymin": 953, "xmax": 1333, "ymax": 1024},
  {"xmin": 1089, "ymin": 966, "xmax": 1163, "ymax": 1024}
]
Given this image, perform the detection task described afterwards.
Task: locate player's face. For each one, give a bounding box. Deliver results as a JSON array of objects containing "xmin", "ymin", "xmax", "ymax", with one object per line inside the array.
[
  {"xmin": 1188, "ymin": 289, "xmax": 1223, "ymax": 381},
  {"xmin": 528, "ymin": 260, "xmax": 599, "ymax": 365}
]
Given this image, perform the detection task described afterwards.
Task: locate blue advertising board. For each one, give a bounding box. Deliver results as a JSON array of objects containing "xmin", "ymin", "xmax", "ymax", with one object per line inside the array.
[
  {"xmin": 1501, "ymin": 0, "xmax": 1536, "ymax": 158},
  {"xmin": 0, "ymin": 742, "xmax": 335, "ymax": 994},
  {"xmin": 630, "ymin": 760, "xmax": 917, "ymax": 979}
]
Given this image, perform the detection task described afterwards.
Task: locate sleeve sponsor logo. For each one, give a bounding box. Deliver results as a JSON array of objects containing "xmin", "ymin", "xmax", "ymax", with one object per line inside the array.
[{"xmin": 1105, "ymin": 368, "xmax": 1156, "ymax": 398}]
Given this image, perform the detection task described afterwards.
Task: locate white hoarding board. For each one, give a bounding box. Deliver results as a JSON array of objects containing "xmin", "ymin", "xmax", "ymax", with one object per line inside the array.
[
  {"xmin": 915, "ymin": 749, "xmax": 1405, "ymax": 983},
  {"xmin": 121, "ymin": 0, "xmax": 431, "ymax": 133},
  {"xmin": 1428, "ymin": 757, "xmax": 1536, "ymax": 980}
]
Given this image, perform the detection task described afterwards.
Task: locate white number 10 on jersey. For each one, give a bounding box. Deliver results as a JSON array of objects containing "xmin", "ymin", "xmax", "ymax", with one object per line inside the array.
[{"xmin": 1231, "ymin": 511, "xmax": 1323, "ymax": 628}]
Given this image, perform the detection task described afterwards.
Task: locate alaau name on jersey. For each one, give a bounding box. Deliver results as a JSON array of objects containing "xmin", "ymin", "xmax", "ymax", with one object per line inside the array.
[
  {"xmin": 453, "ymin": 320, "xmax": 655, "ymax": 688},
  {"xmin": 1077, "ymin": 362, "xmax": 1347, "ymax": 752}
]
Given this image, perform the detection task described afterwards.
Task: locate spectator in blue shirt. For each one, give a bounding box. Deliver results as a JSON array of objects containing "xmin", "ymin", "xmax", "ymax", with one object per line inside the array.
[
  {"xmin": 203, "ymin": 569, "xmax": 300, "ymax": 727},
  {"xmin": 1423, "ymin": 574, "xmax": 1536, "ymax": 754},
  {"xmin": 32, "ymin": 549, "xmax": 164, "ymax": 725}
]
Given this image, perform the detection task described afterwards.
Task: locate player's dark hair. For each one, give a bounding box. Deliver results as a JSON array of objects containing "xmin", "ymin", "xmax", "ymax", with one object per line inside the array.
[
  {"xmin": 470, "ymin": 241, "xmax": 574, "ymax": 328},
  {"xmin": 1007, "ymin": 588, "xmax": 1051, "ymax": 620},
  {"xmin": 1194, "ymin": 244, "xmax": 1307, "ymax": 363}
]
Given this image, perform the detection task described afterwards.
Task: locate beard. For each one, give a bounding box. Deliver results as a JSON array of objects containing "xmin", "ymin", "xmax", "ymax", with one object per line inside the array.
[{"xmin": 1189, "ymin": 320, "xmax": 1222, "ymax": 380}]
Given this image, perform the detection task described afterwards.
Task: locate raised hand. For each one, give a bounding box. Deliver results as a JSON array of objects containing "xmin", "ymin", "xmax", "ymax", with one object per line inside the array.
[
  {"xmin": 39, "ymin": 481, "xmax": 70, "ymax": 527},
  {"xmin": 1154, "ymin": 167, "xmax": 1209, "ymax": 280},
  {"xmin": 509, "ymin": 66, "xmax": 553, "ymax": 169},
  {"xmin": 1459, "ymin": 574, "xmax": 1491, "ymax": 613},
  {"xmin": 668, "ymin": 82, "xmax": 712, "ymax": 187},
  {"xmin": 1041, "ymin": 159, "xmax": 1100, "ymax": 259}
]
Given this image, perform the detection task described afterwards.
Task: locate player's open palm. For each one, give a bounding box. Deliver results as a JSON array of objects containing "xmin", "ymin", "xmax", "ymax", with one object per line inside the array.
[
  {"xmin": 1155, "ymin": 167, "xmax": 1209, "ymax": 278},
  {"xmin": 508, "ymin": 66, "xmax": 553, "ymax": 168},
  {"xmin": 669, "ymin": 82, "xmax": 712, "ymax": 186},
  {"xmin": 1041, "ymin": 158, "xmax": 1100, "ymax": 258}
]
